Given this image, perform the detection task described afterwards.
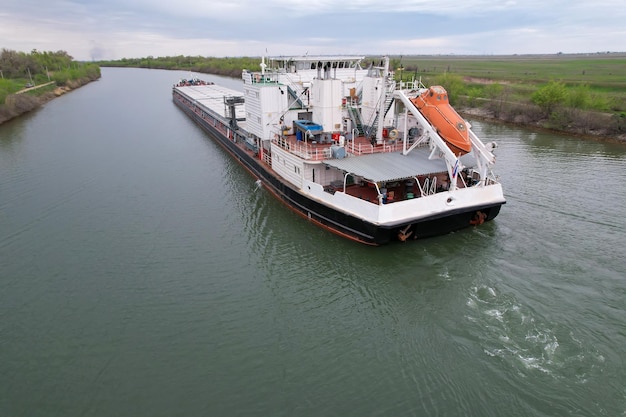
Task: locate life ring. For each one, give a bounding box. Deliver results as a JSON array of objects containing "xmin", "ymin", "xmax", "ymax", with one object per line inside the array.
[{"xmin": 388, "ymin": 129, "xmax": 398, "ymax": 139}]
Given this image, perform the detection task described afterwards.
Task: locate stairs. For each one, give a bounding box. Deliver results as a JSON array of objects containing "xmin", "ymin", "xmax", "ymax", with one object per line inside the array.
[
  {"xmin": 287, "ymin": 85, "xmax": 305, "ymax": 108},
  {"xmin": 347, "ymin": 106, "xmax": 365, "ymax": 136}
]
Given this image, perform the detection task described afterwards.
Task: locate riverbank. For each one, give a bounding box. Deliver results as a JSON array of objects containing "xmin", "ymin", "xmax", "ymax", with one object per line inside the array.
[
  {"xmin": 3, "ymin": 69, "xmax": 623, "ymax": 144},
  {"xmin": 0, "ymin": 76, "xmax": 100, "ymax": 125},
  {"xmin": 459, "ymin": 104, "xmax": 626, "ymax": 144}
]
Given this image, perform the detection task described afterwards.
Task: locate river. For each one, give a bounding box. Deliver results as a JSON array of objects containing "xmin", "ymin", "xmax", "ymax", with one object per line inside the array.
[{"xmin": 1, "ymin": 67, "xmax": 625, "ymax": 416}]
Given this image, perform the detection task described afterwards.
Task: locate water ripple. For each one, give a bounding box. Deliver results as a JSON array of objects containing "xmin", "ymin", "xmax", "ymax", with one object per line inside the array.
[{"xmin": 466, "ymin": 283, "xmax": 605, "ymax": 383}]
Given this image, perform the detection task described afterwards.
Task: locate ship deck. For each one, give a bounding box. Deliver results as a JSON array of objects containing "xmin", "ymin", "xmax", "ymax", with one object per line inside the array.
[
  {"xmin": 174, "ymin": 83, "xmax": 247, "ymax": 126},
  {"xmin": 273, "ymin": 132, "xmax": 406, "ymax": 161},
  {"xmin": 325, "ymin": 169, "xmax": 473, "ymax": 205},
  {"xmin": 175, "ymin": 83, "xmax": 480, "ymax": 206},
  {"xmin": 275, "ymin": 133, "xmax": 479, "ymax": 205}
]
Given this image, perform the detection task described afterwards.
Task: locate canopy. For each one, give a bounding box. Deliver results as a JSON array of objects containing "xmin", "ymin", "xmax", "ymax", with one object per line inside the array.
[{"xmin": 322, "ymin": 146, "xmax": 476, "ymax": 183}]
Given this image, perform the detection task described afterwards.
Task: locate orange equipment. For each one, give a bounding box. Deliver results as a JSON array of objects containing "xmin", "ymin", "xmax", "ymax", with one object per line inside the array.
[{"xmin": 410, "ymin": 86, "xmax": 472, "ymax": 155}]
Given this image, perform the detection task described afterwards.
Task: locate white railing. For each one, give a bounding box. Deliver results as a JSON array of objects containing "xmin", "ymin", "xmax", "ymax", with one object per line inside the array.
[
  {"xmin": 271, "ymin": 137, "xmax": 405, "ymax": 161},
  {"xmin": 271, "ymin": 138, "xmax": 331, "ymax": 160},
  {"xmin": 347, "ymin": 141, "xmax": 404, "ymax": 156}
]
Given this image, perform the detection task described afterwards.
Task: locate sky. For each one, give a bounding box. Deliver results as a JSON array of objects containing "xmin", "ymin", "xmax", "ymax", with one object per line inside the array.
[{"xmin": 1, "ymin": 0, "xmax": 625, "ymax": 61}]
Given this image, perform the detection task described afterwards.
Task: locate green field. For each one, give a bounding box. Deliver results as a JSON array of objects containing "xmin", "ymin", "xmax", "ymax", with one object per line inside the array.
[
  {"xmin": 395, "ymin": 54, "xmax": 625, "ymax": 85},
  {"xmin": 391, "ymin": 53, "xmax": 626, "ymax": 112}
]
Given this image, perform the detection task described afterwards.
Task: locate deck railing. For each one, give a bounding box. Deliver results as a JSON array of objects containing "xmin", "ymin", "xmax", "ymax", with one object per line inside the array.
[
  {"xmin": 272, "ymin": 137, "xmax": 402, "ymax": 161},
  {"xmin": 272, "ymin": 137, "xmax": 405, "ymax": 160},
  {"xmin": 347, "ymin": 140, "xmax": 404, "ymax": 156},
  {"xmin": 271, "ymin": 138, "xmax": 331, "ymax": 160}
]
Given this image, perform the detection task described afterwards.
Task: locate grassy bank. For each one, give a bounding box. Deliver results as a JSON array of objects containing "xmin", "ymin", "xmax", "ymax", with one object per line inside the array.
[
  {"xmin": 392, "ymin": 54, "xmax": 626, "ymax": 140},
  {"xmin": 0, "ymin": 49, "xmax": 102, "ymax": 124},
  {"xmin": 0, "ymin": 70, "xmax": 101, "ymax": 125},
  {"xmin": 394, "ymin": 54, "xmax": 626, "ymax": 108}
]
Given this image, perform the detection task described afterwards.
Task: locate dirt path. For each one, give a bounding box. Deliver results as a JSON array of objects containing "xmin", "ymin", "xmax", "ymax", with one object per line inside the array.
[{"xmin": 15, "ymin": 81, "xmax": 56, "ymax": 94}]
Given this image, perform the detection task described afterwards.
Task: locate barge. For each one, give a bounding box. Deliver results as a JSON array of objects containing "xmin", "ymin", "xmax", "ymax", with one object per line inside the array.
[{"xmin": 172, "ymin": 56, "xmax": 505, "ymax": 245}]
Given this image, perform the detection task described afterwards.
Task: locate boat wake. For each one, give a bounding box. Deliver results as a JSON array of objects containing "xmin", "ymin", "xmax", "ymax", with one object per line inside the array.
[{"xmin": 465, "ymin": 283, "xmax": 604, "ymax": 381}]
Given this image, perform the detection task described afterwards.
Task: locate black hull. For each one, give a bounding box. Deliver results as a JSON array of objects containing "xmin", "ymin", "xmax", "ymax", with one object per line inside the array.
[{"xmin": 173, "ymin": 93, "xmax": 503, "ymax": 245}]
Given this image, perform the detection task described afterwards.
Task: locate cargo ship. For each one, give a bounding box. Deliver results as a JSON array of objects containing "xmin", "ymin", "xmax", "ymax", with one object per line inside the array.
[{"xmin": 172, "ymin": 56, "xmax": 505, "ymax": 245}]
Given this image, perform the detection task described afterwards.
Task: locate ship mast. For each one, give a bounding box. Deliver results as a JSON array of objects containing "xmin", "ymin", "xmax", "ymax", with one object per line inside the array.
[
  {"xmin": 260, "ymin": 56, "xmax": 267, "ymax": 75},
  {"xmin": 376, "ymin": 57, "xmax": 390, "ymax": 145}
]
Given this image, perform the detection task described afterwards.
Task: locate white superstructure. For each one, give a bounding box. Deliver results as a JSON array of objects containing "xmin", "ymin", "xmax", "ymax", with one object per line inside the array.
[{"xmin": 173, "ymin": 55, "xmax": 505, "ymax": 244}]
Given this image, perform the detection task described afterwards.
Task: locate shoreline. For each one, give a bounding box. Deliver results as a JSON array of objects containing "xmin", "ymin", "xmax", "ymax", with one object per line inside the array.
[
  {"xmin": 2, "ymin": 73, "xmax": 623, "ymax": 145},
  {"xmin": 0, "ymin": 77, "xmax": 99, "ymax": 125},
  {"xmin": 459, "ymin": 107, "xmax": 626, "ymax": 144}
]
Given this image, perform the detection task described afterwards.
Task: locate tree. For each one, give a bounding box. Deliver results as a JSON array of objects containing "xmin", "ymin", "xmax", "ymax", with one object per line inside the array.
[
  {"xmin": 0, "ymin": 49, "xmax": 35, "ymax": 78},
  {"xmin": 531, "ymin": 81, "xmax": 567, "ymax": 116},
  {"xmin": 433, "ymin": 72, "xmax": 465, "ymax": 104}
]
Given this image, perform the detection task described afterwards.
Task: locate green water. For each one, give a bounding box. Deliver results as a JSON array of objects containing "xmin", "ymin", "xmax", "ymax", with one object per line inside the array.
[{"xmin": 1, "ymin": 68, "xmax": 625, "ymax": 416}]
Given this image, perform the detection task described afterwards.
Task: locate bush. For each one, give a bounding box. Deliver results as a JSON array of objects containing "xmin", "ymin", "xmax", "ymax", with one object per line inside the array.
[
  {"xmin": 588, "ymin": 94, "xmax": 614, "ymax": 112},
  {"xmin": 52, "ymin": 71, "xmax": 69, "ymax": 86},
  {"xmin": 483, "ymin": 83, "xmax": 508, "ymax": 117},
  {"xmin": 484, "ymin": 83, "xmax": 504, "ymax": 99},
  {"xmin": 432, "ymin": 73, "xmax": 465, "ymax": 104},
  {"xmin": 0, "ymin": 79, "xmax": 12, "ymax": 104},
  {"xmin": 567, "ymin": 84, "xmax": 590, "ymax": 109},
  {"xmin": 465, "ymin": 87, "xmax": 482, "ymax": 107},
  {"xmin": 613, "ymin": 113, "xmax": 626, "ymax": 132},
  {"xmin": 531, "ymin": 81, "xmax": 567, "ymax": 116}
]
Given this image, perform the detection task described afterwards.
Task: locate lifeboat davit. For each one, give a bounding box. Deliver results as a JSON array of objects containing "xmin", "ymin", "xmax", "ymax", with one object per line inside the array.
[{"xmin": 410, "ymin": 86, "xmax": 472, "ymax": 155}]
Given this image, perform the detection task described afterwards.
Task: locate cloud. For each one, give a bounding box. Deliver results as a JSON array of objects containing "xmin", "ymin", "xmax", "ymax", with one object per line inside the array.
[{"xmin": 1, "ymin": 0, "xmax": 624, "ymax": 60}]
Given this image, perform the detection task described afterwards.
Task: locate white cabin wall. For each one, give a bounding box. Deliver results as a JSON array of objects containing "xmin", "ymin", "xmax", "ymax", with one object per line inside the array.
[
  {"xmin": 303, "ymin": 163, "xmax": 342, "ymax": 185},
  {"xmin": 244, "ymin": 84, "xmax": 289, "ymax": 140},
  {"xmin": 310, "ymin": 79, "xmax": 343, "ymax": 132},
  {"xmin": 271, "ymin": 145, "xmax": 304, "ymax": 188},
  {"xmin": 271, "ymin": 142, "xmax": 346, "ymax": 190},
  {"xmin": 244, "ymin": 85, "xmax": 262, "ymax": 138}
]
